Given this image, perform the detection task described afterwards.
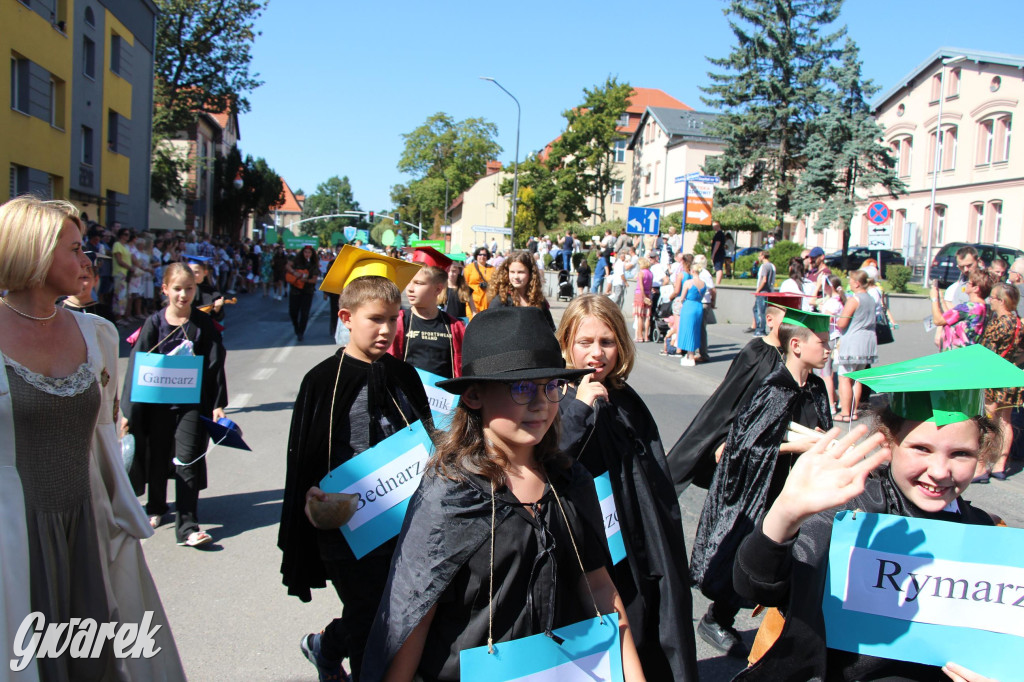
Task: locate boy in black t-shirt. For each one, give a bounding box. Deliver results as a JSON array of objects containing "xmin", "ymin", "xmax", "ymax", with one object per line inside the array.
[{"xmin": 389, "ymin": 247, "xmax": 465, "ymax": 379}]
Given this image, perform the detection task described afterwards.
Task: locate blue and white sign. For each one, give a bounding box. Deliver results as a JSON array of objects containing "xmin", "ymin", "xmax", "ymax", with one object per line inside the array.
[
  {"xmin": 675, "ymin": 173, "xmax": 720, "ymax": 184},
  {"xmin": 460, "ymin": 614, "xmax": 623, "ymax": 681},
  {"xmin": 824, "ymin": 511, "xmax": 1024, "ymax": 681},
  {"xmin": 626, "ymin": 206, "xmax": 661, "ymax": 236},
  {"xmin": 319, "ymin": 421, "xmax": 434, "ymax": 559},
  {"xmin": 593, "ymin": 472, "xmax": 625, "ymax": 565},
  {"xmin": 415, "ymin": 368, "xmax": 460, "ymax": 431},
  {"xmin": 343, "ymin": 226, "xmax": 357, "ymax": 241},
  {"xmin": 867, "ymin": 201, "xmax": 891, "ymax": 225},
  {"xmin": 130, "ymin": 352, "xmax": 203, "ymax": 404}
]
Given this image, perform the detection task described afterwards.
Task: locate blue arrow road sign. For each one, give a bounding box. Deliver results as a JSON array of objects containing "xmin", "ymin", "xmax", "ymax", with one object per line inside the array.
[{"xmin": 627, "ymin": 206, "xmax": 661, "ymax": 235}]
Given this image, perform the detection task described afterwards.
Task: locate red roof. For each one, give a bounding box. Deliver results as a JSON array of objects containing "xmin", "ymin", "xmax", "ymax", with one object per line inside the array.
[
  {"xmin": 273, "ymin": 178, "xmax": 302, "ymax": 213},
  {"xmin": 626, "ymin": 87, "xmax": 690, "ymax": 114}
]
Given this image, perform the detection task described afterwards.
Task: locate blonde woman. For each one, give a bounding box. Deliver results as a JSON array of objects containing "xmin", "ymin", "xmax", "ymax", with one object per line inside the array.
[
  {"xmin": 676, "ymin": 255, "xmax": 708, "ymax": 366},
  {"xmin": 0, "ymin": 196, "xmax": 184, "ymax": 680}
]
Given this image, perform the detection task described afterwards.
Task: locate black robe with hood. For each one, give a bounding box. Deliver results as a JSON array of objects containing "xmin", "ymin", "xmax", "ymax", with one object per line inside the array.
[
  {"xmin": 278, "ymin": 350, "xmax": 433, "ymax": 603},
  {"xmin": 360, "ymin": 462, "xmax": 608, "ymax": 682},
  {"xmin": 666, "ymin": 337, "xmax": 783, "ymax": 493},
  {"xmin": 690, "ymin": 364, "xmax": 832, "ymax": 608},
  {"xmin": 733, "ymin": 469, "xmax": 995, "ymax": 681},
  {"xmin": 558, "ymin": 383, "xmax": 699, "ymax": 681}
]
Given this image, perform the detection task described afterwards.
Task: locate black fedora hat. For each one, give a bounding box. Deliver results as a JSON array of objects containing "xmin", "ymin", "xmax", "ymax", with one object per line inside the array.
[{"xmin": 436, "ymin": 307, "xmax": 591, "ymax": 394}]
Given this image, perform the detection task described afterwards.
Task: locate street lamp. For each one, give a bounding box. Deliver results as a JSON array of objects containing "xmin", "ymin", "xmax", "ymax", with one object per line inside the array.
[
  {"xmin": 923, "ymin": 54, "xmax": 967, "ymax": 285},
  {"xmin": 480, "ymin": 77, "xmax": 520, "ymax": 245}
]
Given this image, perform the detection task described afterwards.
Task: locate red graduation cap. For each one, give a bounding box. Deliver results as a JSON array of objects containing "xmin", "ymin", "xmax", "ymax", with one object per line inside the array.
[
  {"xmin": 408, "ymin": 246, "xmax": 452, "ymax": 272},
  {"xmin": 754, "ymin": 292, "xmax": 807, "ymax": 310}
]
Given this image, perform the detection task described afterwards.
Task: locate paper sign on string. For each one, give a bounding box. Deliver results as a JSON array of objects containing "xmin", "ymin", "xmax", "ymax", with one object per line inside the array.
[
  {"xmin": 318, "ymin": 420, "xmax": 434, "ymax": 559},
  {"xmin": 415, "ymin": 367, "xmax": 459, "ymax": 431},
  {"xmin": 593, "ymin": 472, "xmax": 626, "ymax": 566},
  {"xmin": 460, "ymin": 614, "xmax": 623, "ymax": 682},
  {"xmin": 131, "ymin": 352, "xmax": 203, "ymax": 404},
  {"xmin": 824, "ymin": 511, "xmax": 1024, "ymax": 681}
]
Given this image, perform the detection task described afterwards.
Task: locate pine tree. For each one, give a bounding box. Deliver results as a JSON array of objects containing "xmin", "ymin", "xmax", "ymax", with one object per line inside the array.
[
  {"xmin": 701, "ymin": 0, "xmax": 846, "ymax": 226},
  {"xmin": 791, "ymin": 38, "xmax": 907, "ymax": 262}
]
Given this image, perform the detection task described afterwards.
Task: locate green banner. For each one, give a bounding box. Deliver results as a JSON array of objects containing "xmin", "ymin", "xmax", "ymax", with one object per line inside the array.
[{"xmin": 410, "ymin": 239, "xmax": 445, "ymax": 250}]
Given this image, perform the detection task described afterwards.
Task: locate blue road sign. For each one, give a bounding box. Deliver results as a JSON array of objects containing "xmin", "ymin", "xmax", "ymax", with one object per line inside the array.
[
  {"xmin": 867, "ymin": 201, "xmax": 890, "ymax": 225},
  {"xmin": 627, "ymin": 206, "xmax": 661, "ymax": 235},
  {"xmin": 343, "ymin": 226, "xmax": 357, "ymax": 241}
]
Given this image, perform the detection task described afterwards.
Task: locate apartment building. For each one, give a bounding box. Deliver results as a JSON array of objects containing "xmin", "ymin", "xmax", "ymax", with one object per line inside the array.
[
  {"xmin": 448, "ymin": 160, "xmax": 512, "ymax": 255},
  {"xmin": 4, "ymin": 0, "xmax": 157, "ymax": 227},
  {"xmin": 854, "ymin": 47, "xmax": 1023, "ymax": 265}
]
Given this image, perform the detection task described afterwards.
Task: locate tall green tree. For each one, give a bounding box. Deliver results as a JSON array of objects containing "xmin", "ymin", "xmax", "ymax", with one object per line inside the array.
[
  {"xmin": 396, "ymin": 113, "xmax": 501, "ymax": 228},
  {"xmin": 791, "ymin": 38, "xmax": 907, "ymax": 261},
  {"xmin": 549, "ymin": 78, "xmax": 632, "ymax": 221},
  {"xmin": 151, "ymin": 0, "xmax": 266, "ymax": 205},
  {"xmin": 498, "ymin": 154, "xmax": 561, "ymax": 231},
  {"xmin": 701, "ymin": 0, "xmax": 845, "ymax": 225},
  {"xmin": 211, "ymin": 145, "xmax": 283, "ymax": 240},
  {"xmin": 300, "ymin": 176, "xmax": 364, "ymax": 244}
]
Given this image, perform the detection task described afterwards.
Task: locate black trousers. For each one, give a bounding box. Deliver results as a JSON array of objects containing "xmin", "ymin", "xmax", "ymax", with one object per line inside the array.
[
  {"xmin": 320, "ymin": 554, "xmax": 393, "ymax": 681},
  {"xmin": 327, "ymin": 293, "xmax": 340, "ymax": 337},
  {"xmin": 289, "ymin": 290, "xmax": 314, "ymax": 336},
  {"xmin": 140, "ymin": 406, "xmax": 205, "ymax": 542}
]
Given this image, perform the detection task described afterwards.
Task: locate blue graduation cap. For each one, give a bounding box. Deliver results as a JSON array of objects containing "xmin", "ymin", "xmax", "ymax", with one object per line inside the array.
[
  {"xmin": 184, "ymin": 254, "xmax": 212, "ymax": 264},
  {"xmin": 199, "ymin": 416, "xmax": 251, "ymax": 451}
]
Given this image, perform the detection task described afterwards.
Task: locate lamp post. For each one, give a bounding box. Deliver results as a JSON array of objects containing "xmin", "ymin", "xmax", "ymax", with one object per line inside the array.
[
  {"xmin": 923, "ymin": 54, "xmax": 967, "ymax": 286},
  {"xmin": 480, "ymin": 77, "xmax": 520, "ymax": 246}
]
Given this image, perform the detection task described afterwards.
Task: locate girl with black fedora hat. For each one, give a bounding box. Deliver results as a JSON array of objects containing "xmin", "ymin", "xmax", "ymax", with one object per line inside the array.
[{"xmin": 362, "ymin": 306, "xmax": 646, "ymax": 682}]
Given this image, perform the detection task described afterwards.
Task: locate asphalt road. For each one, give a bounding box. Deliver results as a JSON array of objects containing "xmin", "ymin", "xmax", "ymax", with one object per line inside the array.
[{"xmin": 119, "ymin": 290, "xmax": 1024, "ymax": 681}]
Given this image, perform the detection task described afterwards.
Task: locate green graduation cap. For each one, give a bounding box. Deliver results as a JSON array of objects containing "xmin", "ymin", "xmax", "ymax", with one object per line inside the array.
[
  {"xmin": 847, "ymin": 345, "xmax": 1024, "ymax": 426},
  {"xmin": 779, "ymin": 305, "xmax": 832, "ymax": 333}
]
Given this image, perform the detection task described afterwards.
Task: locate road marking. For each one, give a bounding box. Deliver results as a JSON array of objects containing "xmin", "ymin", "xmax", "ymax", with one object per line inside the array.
[
  {"xmin": 273, "ymin": 344, "xmax": 294, "ymax": 364},
  {"xmin": 252, "ymin": 367, "xmax": 277, "ymax": 381},
  {"xmin": 227, "ymin": 393, "xmax": 251, "ymax": 410},
  {"xmin": 259, "ymin": 348, "xmax": 277, "ymax": 364}
]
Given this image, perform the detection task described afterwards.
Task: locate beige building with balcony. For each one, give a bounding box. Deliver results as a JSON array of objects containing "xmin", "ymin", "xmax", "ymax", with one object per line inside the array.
[
  {"xmin": 853, "ymin": 47, "xmax": 1022, "ymax": 267},
  {"xmin": 448, "ymin": 161, "xmax": 512, "ymax": 255}
]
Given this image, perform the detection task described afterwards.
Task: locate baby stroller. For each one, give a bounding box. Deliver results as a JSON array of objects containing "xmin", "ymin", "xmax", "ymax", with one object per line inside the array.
[
  {"xmin": 650, "ymin": 296, "xmax": 672, "ymax": 343},
  {"xmin": 557, "ymin": 270, "xmax": 574, "ymax": 301}
]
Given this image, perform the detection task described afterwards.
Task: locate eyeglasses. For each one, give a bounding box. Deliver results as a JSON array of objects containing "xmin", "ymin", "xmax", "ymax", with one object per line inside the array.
[{"xmin": 507, "ymin": 379, "xmax": 569, "ymax": 405}]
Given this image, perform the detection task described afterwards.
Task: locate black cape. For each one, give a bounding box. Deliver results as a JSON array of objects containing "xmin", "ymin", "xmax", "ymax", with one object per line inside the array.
[
  {"xmin": 278, "ymin": 351, "xmax": 433, "ymax": 602},
  {"xmin": 361, "ymin": 463, "xmax": 607, "ymax": 682},
  {"xmin": 666, "ymin": 337, "xmax": 783, "ymax": 493},
  {"xmin": 122, "ymin": 308, "xmax": 228, "ymax": 494},
  {"xmin": 733, "ymin": 470, "xmax": 994, "ymax": 682},
  {"xmin": 558, "ymin": 384, "xmax": 699, "ymax": 681},
  {"xmin": 690, "ymin": 365, "xmax": 831, "ymax": 607}
]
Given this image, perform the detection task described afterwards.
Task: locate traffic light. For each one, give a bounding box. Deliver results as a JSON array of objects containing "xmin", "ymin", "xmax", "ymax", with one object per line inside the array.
[
  {"xmin": 368, "ymin": 211, "xmax": 374, "ymax": 223},
  {"xmin": 393, "ymin": 212, "xmax": 400, "ymax": 226}
]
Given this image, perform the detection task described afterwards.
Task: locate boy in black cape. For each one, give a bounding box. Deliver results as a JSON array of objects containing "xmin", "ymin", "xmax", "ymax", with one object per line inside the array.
[
  {"xmin": 279, "ymin": 248, "xmax": 433, "ymax": 682},
  {"xmin": 689, "ymin": 306, "xmax": 833, "ymax": 658},
  {"xmin": 666, "ymin": 292, "xmax": 803, "ymax": 493}
]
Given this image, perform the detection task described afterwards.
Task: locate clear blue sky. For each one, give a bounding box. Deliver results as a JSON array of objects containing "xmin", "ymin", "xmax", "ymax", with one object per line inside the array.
[{"xmin": 238, "ymin": 0, "xmax": 1023, "ymax": 213}]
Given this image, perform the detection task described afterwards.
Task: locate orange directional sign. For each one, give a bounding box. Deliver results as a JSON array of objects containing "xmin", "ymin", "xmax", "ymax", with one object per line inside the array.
[{"xmin": 685, "ymin": 181, "xmax": 714, "ymax": 226}]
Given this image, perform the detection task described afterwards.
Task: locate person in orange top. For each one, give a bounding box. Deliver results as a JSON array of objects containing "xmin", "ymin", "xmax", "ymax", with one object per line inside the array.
[{"xmin": 464, "ymin": 247, "xmax": 494, "ymax": 319}]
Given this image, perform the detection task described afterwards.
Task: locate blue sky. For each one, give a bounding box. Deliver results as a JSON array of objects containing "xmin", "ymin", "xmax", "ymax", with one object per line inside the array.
[{"xmin": 238, "ymin": 0, "xmax": 1023, "ymax": 213}]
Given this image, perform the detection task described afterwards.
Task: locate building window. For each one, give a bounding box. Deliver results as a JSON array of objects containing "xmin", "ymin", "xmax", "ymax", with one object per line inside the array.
[
  {"xmin": 84, "ymin": 5, "xmax": 95, "ymax": 26},
  {"xmin": 653, "ymin": 161, "xmax": 660, "ymax": 194},
  {"xmin": 929, "ymin": 125, "xmax": 957, "ymax": 172},
  {"xmin": 613, "ymin": 139, "xmax": 626, "ymax": 163},
  {"xmin": 107, "ymin": 110, "xmax": 118, "ymax": 151},
  {"xmin": 82, "ymin": 125, "xmax": 94, "ymax": 165},
  {"xmin": 48, "ymin": 79, "xmax": 57, "ymax": 126},
  {"xmin": 10, "ymin": 164, "xmax": 28, "ymax": 197},
  {"xmin": 989, "ymin": 201, "xmax": 1003, "ymax": 242},
  {"xmin": 890, "ymin": 135, "xmax": 913, "ymax": 177},
  {"xmin": 611, "ymin": 181, "xmax": 623, "ymax": 204},
  {"xmin": 10, "ymin": 57, "xmax": 29, "ymax": 113},
  {"xmin": 927, "ymin": 205, "xmax": 947, "ymax": 243},
  {"xmin": 947, "ymin": 68, "xmax": 960, "ymax": 97},
  {"xmin": 894, "ymin": 208, "xmax": 907, "ymax": 249},
  {"xmin": 970, "ymin": 202, "xmax": 984, "ymax": 241},
  {"xmin": 930, "ymin": 73, "xmax": 941, "ymax": 102},
  {"xmin": 897, "ymin": 103, "xmax": 905, "ymax": 117},
  {"xmin": 978, "ymin": 115, "xmax": 1012, "ymax": 165},
  {"xmin": 644, "ymin": 165, "xmax": 651, "ymax": 196},
  {"xmin": 110, "ymin": 34, "xmax": 122, "ymax": 75},
  {"xmin": 83, "ymin": 36, "xmax": 96, "ymax": 78},
  {"xmin": 990, "ymin": 76, "xmax": 1002, "ymax": 92},
  {"xmin": 617, "ymin": 113, "xmax": 629, "ymax": 128}
]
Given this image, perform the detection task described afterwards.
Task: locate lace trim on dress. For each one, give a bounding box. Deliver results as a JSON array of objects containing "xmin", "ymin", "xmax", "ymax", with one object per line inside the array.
[{"xmin": 3, "ymin": 356, "xmax": 96, "ymax": 397}]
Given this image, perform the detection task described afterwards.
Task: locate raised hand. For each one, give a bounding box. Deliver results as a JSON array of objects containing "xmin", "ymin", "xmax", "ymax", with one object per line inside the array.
[{"xmin": 762, "ymin": 425, "xmax": 891, "ymax": 543}]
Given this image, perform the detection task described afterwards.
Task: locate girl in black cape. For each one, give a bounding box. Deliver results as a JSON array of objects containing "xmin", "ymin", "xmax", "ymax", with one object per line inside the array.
[
  {"xmin": 361, "ymin": 306, "xmax": 646, "ymax": 682},
  {"xmin": 122, "ymin": 263, "xmax": 228, "ymax": 546},
  {"xmin": 555, "ymin": 294, "xmax": 698, "ymax": 681},
  {"xmin": 734, "ymin": 349, "xmax": 1014, "ymax": 682}
]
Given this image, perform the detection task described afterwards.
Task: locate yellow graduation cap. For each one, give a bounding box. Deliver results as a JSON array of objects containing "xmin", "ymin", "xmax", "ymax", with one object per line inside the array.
[{"xmin": 319, "ymin": 245, "xmax": 422, "ymax": 294}]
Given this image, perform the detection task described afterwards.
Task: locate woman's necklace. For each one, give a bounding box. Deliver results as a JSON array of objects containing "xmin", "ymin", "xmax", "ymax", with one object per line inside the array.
[{"xmin": 0, "ymin": 296, "xmax": 57, "ymax": 324}]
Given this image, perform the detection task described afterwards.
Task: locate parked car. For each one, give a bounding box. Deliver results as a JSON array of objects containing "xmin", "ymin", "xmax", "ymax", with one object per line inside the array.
[
  {"xmin": 823, "ymin": 247, "xmax": 904, "ymax": 278},
  {"xmin": 930, "ymin": 242, "xmax": 1024, "ymax": 287},
  {"xmin": 732, "ymin": 246, "xmax": 763, "ymax": 278}
]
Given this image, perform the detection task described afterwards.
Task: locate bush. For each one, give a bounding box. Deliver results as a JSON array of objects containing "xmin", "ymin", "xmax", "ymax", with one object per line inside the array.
[
  {"xmin": 543, "ymin": 253, "xmax": 553, "ymax": 270},
  {"xmin": 886, "ymin": 264, "xmax": 913, "ymax": 293},
  {"xmin": 735, "ymin": 254, "xmax": 757, "ymax": 278},
  {"xmin": 586, "ymin": 248, "xmax": 598, "ymax": 272},
  {"xmin": 769, "ymin": 240, "xmax": 804, "ymax": 270}
]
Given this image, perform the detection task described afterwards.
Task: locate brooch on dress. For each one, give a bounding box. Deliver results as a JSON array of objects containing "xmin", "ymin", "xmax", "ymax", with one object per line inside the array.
[{"xmin": 100, "ymin": 368, "xmax": 110, "ymax": 387}]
